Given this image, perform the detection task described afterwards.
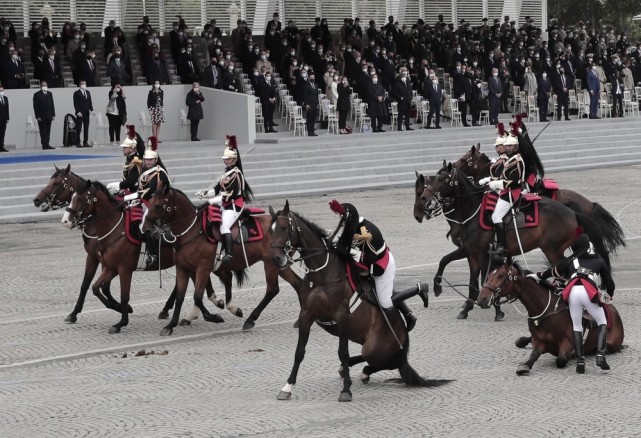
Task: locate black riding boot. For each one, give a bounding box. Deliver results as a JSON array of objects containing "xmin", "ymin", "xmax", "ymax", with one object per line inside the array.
[
  {"xmin": 392, "ymin": 282, "xmax": 429, "ymax": 308},
  {"xmin": 220, "ymin": 233, "xmax": 234, "ymax": 263},
  {"xmin": 143, "ymin": 231, "xmax": 158, "ymax": 267},
  {"xmin": 395, "ymin": 301, "xmax": 417, "ymax": 332},
  {"xmin": 573, "ymin": 330, "xmax": 585, "ymax": 374},
  {"xmin": 596, "ymin": 324, "xmax": 610, "ymax": 370},
  {"xmin": 493, "ymin": 223, "xmax": 507, "ymax": 255},
  {"xmin": 382, "ymin": 307, "xmax": 401, "ymax": 328}
]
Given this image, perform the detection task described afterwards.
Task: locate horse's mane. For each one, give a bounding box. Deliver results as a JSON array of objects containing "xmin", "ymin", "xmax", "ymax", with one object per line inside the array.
[
  {"xmin": 274, "ymin": 209, "xmax": 328, "ymax": 241},
  {"xmin": 508, "ymin": 258, "xmax": 533, "ymax": 276},
  {"xmin": 165, "ymin": 186, "xmax": 197, "ymax": 209},
  {"xmin": 89, "ymin": 181, "xmax": 120, "ymax": 206},
  {"xmin": 52, "ymin": 167, "xmax": 84, "ymax": 181},
  {"xmin": 414, "ymin": 172, "xmax": 425, "ymax": 190}
]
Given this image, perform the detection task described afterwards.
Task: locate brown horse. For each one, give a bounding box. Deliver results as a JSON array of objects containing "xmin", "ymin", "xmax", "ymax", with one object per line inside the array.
[
  {"xmin": 270, "ymin": 200, "xmax": 450, "ymax": 402},
  {"xmin": 142, "ymin": 181, "xmax": 304, "ymax": 336},
  {"xmin": 453, "ymin": 144, "xmax": 626, "ymax": 254},
  {"xmin": 415, "ymin": 163, "xmax": 610, "ymax": 320},
  {"xmin": 35, "ymin": 165, "xmax": 222, "ymax": 325},
  {"xmin": 477, "ymin": 257, "xmax": 624, "ymax": 375}
]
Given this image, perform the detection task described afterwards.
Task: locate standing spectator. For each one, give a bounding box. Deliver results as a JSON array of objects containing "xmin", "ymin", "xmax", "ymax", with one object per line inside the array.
[
  {"xmin": 522, "ymin": 65, "xmax": 538, "ymax": 100},
  {"xmin": 551, "ymin": 63, "xmax": 571, "ymax": 121},
  {"xmin": 537, "ymin": 71, "xmax": 552, "ymax": 122},
  {"xmin": 107, "ymin": 48, "xmax": 128, "ymax": 86},
  {"xmin": 40, "ymin": 48, "xmax": 62, "ymax": 88},
  {"xmin": 2, "ymin": 48, "xmax": 26, "ymax": 89},
  {"xmin": 221, "ymin": 63, "xmax": 239, "ymax": 92},
  {"xmin": 336, "ymin": 76, "xmax": 352, "ymax": 134},
  {"xmin": 468, "ymin": 69, "xmax": 482, "ymax": 126},
  {"xmin": 423, "ymin": 75, "xmax": 442, "ymax": 129},
  {"xmin": 586, "ymin": 63, "xmax": 600, "ymax": 119},
  {"xmin": 33, "ymin": 81, "xmax": 56, "ymax": 150},
  {"xmin": 203, "ymin": 57, "xmax": 222, "ymax": 89},
  {"xmin": 301, "ymin": 71, "xmax": 319, "ymax": 136},
  {"xmin": 325, "ymin": 70, "xmax": 339, "ymax": 106},
  {"xmin": 78, "ymin": 49, "xmax": 98, "ymax": 86},
  {"xmin": 256, "ymin": 71, "xmax": 277, "ymax": 132},
  {"xmin": 488, "ymin": 67, "xmax": 503, "ymax": 125},
  {"xmin": 73, "ymin": 80, "xmax": 94, "ymax": 147},
  {"xmin": 106, "ymin": 83, "xmax": 127, "ymax": 145},
  {"xmin": 185, "ymin": 82, "xmax": 205, "ymax": 141},
  {"xmin": 367, "ymin": 74, "xmax": 386, "ymax": 132},
  {"xmin": 391, "ymin": 69, "xmax": 413, "ymax": 130},
  {"xmin": 71, "ymin": 40, "xmax": 88, "ymax": 84},
  {"xmin": 145, "ymin": 51, "xmax": 169, "ymax": 85},
  {"xmin": 179, "ymin": 45, "xmax": 201, "ymax": 84},
  {"xmin": 0, "ymin": 85, "xmax": 8, "ymax": 152},
  {"xmin": 147, "ymin": 81, "xmax": 165, "ymax": 140},
  {"xmin": 610, "ymin": 69, "xmax": 624, "ymax": 117}
]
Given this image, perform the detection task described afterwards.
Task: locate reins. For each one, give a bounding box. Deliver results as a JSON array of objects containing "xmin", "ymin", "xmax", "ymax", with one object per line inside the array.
[{"xmin": 271, "ymin": 212, "xmax": 330, "ymax": 273}]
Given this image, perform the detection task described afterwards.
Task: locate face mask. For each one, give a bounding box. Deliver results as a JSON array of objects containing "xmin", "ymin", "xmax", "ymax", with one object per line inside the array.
[
  {"xmin": 542, "ymin": 73, "xmax": 547, "ymax": 78},
  {"xmin": 194, "ymin": 88, "xmax": 199, "ymax": 92},
  {"xmin": 80, "ymin": 84, "xmax": 86, "ymax": 89},
  {"xmin": 372, "ymin": 79, "xmax": 378, "ymax": 84},
  {"xmin": 260, "ymin": 55, "xmax": 266, "ymax": 60},
  {"xmin": 492, "ymin": 72, "xmax": 498, "ymax": 77},
  {"xmin": 265, "ymin": 76, "xmax": 271, "ymax": 81},
  {"xmin": 301, "ymin": 73, "xmax": 307, "ymax": 79},
  {"xmin": 219, "ymin": 61, "xmax": 225, "ymax": 66},
  {"xmin": 49, "ymin": 55, "xmax": 55, "ymax": 60},
  {"xmin": 253, "ymin": 71, "xmax": 259, "ymax": 76},
  {"xmin": 334, "ymin": 76, "xmax": 338, "ymax": 81},
  {"xmin": 42, "ymin": 86, "xmax": 48, "ymax": 91},
  {"xmin": 114, "ymin": 53, "xmax": 121, "ymax": 58},
  {"xmin": 318, "ymin": 50, "xmax": 323, "ymax": 54},
  {"xmin": 0, "ymin": 91, "xmax": 4, "ymax": 96},
  {"xmin": 228, "ymin": 67, "xmax": 233, "ymax": 71},
  {"xmin": 11, "ymin": 54, "xmax": 18, "ymax": 60},
  {"xmin": 154, "ymin": 83, "xmax": 160, "ymax": 88},
  {"xmin": 342, "ymin": 81, "xmax": 347, "ymax": 85},
  {"xmin": 362, "ymin": 68, "xmax": 367, "ymax": 73}
]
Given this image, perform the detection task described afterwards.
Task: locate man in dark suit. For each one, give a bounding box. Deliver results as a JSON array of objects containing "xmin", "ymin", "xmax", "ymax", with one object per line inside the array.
[
  {"xmin": 391, "ymin": 69, "xmax": 413, "ymax": 130},
  {"xmin": 77, "ymin": 50, "xmax": 97, "ymax": 86},
  {"xmin": 423, "ymin": 75, "xmax": 442, "ymax": 128},
  {"xmin": 73, "ymin": 81, "xmax": 94, "ymax": 147},
  {"xmin": 551, "ymin": 63, "xmax": 571, "ymax": 121},
  {"xmin": 452, "ymin": 62, "xmax": 470, "ymax": 127},
  {"xmin": 265, "ymin": 13, "xmax": 281, "ymax": 34},
  {"xmin": 107, "ymin": 49, "xmax": 128, "ymax": 86},
  {"xmin": 2, "ymin": 49, "xmax": 26, "ymax": 89},
  {"xmin": 586, "ymin": 63, "xmax": 601, "ymax": 119},
  {"xmin": 203, "ymin": 57, "xmax": 222, "ymax": 89},
  {"xmin": 488, "ymin": 67, "xmax": 503, "ymax": 125},
  {"xmin": 185, "ymin": 82, "xmax": 205, "ymax": 141},
  {"xmin": 40, "ymin": 48, "xmax": 62, "ymax": 88},
  {"xmin": 179, "ymin": 47, "xmax": 202, "ymax": 84},
  {"xmin": 537, "ymin": 71, "xmax": 552, "ymax": 122},
  {"xmin": 301, "ymin": 71, "xmax": 319, "ymax": 136},
  {"xmin": 33, "ymin": 81, "xmax": 56, "ymax": 149},
  {"xmin": 256, "ymin": 71, "xmax": 278, "ymax": 132},
  {"xmin": 0, "ymin": 85, "xmax": 9, "ymax": 152}
]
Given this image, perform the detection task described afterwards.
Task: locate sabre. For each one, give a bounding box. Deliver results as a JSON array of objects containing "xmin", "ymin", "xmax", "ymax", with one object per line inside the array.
[
  {"xmin": 196, "ymin": 146, "xmax": 257, "ymax": 198},
  {"xmin": 530, "ymin": 121, "xmax": 552, "ymax": 144}
]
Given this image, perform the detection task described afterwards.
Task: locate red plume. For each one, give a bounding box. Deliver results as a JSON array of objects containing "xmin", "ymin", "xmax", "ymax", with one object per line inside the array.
[
  {"xmin": 226, "ymin": 134, "xmax": 238, "ymax": 151},
  {"xmin": 575, "ymin": 226, "xmax": 584, "ymax": 238},
  {"xmin": 496, "ymin": 123, "xmax": 505, "ymax": 136},
  {"xmin": 329, "ymin": 199, "xmax": 345, "ymax": 215},
  {"xmin": 513, "ymin": 113, "xmax": 523, "ymax": 124},
  {"xmin": 126, "ymin": 125, "xmax": 136, "ymax": 140},
  {"xmin": 148, "ymin": 136, "xmax": 158, "ymax": 151},
  {"xmin": 510, "ymin": 121, "xmax": 520, "ymax": 137}
]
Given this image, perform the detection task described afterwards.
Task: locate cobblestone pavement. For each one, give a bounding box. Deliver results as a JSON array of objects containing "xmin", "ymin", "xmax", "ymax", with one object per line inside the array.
[{"xmin": 0, "ymin": 166, "xmax": 639, "ymax": 437}]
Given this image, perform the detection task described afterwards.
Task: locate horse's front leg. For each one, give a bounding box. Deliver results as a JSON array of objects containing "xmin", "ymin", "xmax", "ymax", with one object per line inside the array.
[
  {"xmin": 277, "ymin": 308, "xmax": 314, "ymax": 401},
  {"xmin": 244, "ymin": 265, "xmax": 283, "ymax": 331},
  {"xmin": 336, "ymin": 310, "xmax": 353, "ymax": 402},
  {"xmin": 158, "ymin": 284, "xmax": 177, "ymax": 319},
  {"xmin": 434, "ymin": 247, "xmax": 467, "ymax": 297},
  {"xmin": 90, "ymin": 268, "xmax": 118, "ymax": 313},
  {"xmin": 192, "ymin": 269, "xmax": 224, "ymax": 324},
  {"xmin": 516, "ymin": 348, "xmax": 542, "ymax": 375},
  {"xmin": 206, "ymin": 275, "xmax": 224, "ymax": 309},
  {"xmin": 458, "ymin": 258, "xmax": 480, "ymax": 320},
  {"xmin": 160, "ymin": 267, "xmax": 189, "ymax": 336},
  {"xmin": 65, "ymin": 254, "xmax": 100, "ymax": 323},
  {"xmin": 109, "ymin": 270, "xmax": 133, "ymax": 334}
]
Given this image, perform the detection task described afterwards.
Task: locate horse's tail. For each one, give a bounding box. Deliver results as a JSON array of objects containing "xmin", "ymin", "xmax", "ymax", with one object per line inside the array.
[
  {"xmin": 575, "ymin": 211, "xmax": 611, "ymax": 268},
  {"xmin": 398, "ymin": 336, "xmax": 452, "ymax": 387},
  {"xmin": 233, "ymin": 269, "xmax": 249, "ymax": 288},
  {"xmin": 590, "ymin": 203, "xmax": 626, "ymax": 255}
]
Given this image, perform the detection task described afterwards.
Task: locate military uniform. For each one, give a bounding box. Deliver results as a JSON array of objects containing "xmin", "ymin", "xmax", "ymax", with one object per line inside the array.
[
  {"xmin": 138, "ymin": 162, "xmax": 170, "ymax": 201},
  {"xmin": 118, "ymin": 153, "xmax": 143, "ymax": 193}
]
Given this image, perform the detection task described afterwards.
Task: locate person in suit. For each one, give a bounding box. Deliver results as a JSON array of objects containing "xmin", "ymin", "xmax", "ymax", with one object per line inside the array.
[
  {"xmin": 452, "ymin": 62, "xmax": 470, "ymax": 127},
  {"xmin": 72, "ymin": 81, "xmax": 94, "ymax": 147},
  {"xmin": 537, "ymin": 71, "xmax": 552, "ymax": 122},
  {"xmin": 40, "ymin": 48, "xmax": 62, "ymax": 88},
  {"xmin": 488, "ymin": 67, "xmax": 503, "ymax": 125},
  {"xmin": 391, "ymin": 69, "xmax": 414, "ymax": 131},
  {"xmin": 610, "ymin": 69, "xmax": 625, "ymax": 117},
  {"xmin": 33, "ymin": 81, "xmax": 56, "ymax": 149},
  {"xmin": 203, "ymin": 57, "xmax": 222, "ymax": 89},
  {"xmin": 586, "ymin": 63, "xmax": 601, "ymax": 119},
  {"xmin": 301, "ymin": 71, "xmax": 320, "ymax": 136},
  {"xmin": 2, "ymin": 49, "xmax": 26, "ymax": 89},
  {"xmin": 336, "ymin": 76, "xmax": 352, "ymax": 134},
  {"xmin": 551, "ymin": 63, "xmax": 571, "ymax": 121},
  {"xmin": 107, "ymin": 48, "xmax": 128, "ymax": 86},
  {"xmin": 144, "ymin": 52, "xmax": 169, "ymax": 85},
  {"xmin": 106, "ymin": 83, "xmax": 127, "ymax": 144},
  {"xmin": 0, "ymin": 85, "xmax": 8, "ymax": 152},
  {"xmin": 367, "ymin": 74, "xmax": 387, "ymax": 132},
  {"xmin": 185, "ymin": 82, "xmax": 205, "ymax": 141},
  {"xmin": 256, "ymin": 71, "xmax": 278, "ymax": 132},
  {"xmin": 423, "ymin": 75, "xmax": 442, "ymax": 128},
  {"xmin": 77, "ymin": 49, "xmax": 97, "ymax": 86},
  {"xmin": 265, "ymin": 13, "xmax": 281, "ymax": 34}
]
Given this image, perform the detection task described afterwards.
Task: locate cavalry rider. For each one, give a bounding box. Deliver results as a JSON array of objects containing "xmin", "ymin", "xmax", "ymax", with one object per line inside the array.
[
  {"xmin": 106, "ymin": 126, "xmax": 144, "ymax": 195},
  {"xmin": 204, "ymin": 135, "xmax": 254, "ymax": 263},
  {"xmin": 480, "ymin": 122, "xmax": 525, "ymax": 255},
  {"xmin": 329, "ymin": 200, "xmax": 429, "ymax": 332},
  {"xmin": 529, "ymin": 232, "xmax": 615, "ymax": 373},
  {"xmin": 512, "ymin": 114, "xmax": 545, "ymax": 193}
]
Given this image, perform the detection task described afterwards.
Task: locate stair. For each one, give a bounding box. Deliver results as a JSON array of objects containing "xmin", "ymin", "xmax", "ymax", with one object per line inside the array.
[{"xmin": 2, "ymin": 117, "xmax": 640, "ymax": 223}]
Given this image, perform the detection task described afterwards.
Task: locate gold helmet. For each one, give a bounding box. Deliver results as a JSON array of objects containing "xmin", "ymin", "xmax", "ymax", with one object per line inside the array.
[
  {"xmin": 120, "ymin": 137, "xmax": 137, "ymax": 149},
  {"xmin": 495, "ymin": 122, "xmax": 507, "ymax": 146},
  {"xmin": 143, "ymin": 136, "xmax": 158, "ymax": 160},
  {"xmin": 221, "ymin": 134, "xmax": 238, "ymax": 162}
]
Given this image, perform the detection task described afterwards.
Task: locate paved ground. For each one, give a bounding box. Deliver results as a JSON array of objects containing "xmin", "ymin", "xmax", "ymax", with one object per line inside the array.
[{"xmin": 0, "ymin": 165, "xmax": 639, "ymax": 437}]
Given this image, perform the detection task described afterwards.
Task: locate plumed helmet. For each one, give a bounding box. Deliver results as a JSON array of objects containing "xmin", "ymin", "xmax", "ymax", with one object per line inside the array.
[
  {"xmin": 147, "ymin": 136, "xmax": 158, "ymax": 151},
  {"xmin": 143, "ymin": 148, "xmax": 158, "ymax": 160},
  {"xmin": 504, "ymin": 134, "xmax": 519, "ymax": 146},
  {"xmin": 120, "ymin": 137, "xmax": 137, "ymax": 149},
  {"xmin": 221, "ymin": 134, "xmax": 238, "ymax": 160},
  {"xmin": 329, "ymin": 199, "xmax": 360, "ymax": 253},
  {"xmin": 495, "ymin": 122, "xmax": 507, "ymax": 146}
]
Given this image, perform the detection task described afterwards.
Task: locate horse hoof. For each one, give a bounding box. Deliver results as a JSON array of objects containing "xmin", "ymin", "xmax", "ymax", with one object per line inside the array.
[
  {"xmin": 433, "ymin": 283, "xmax": 442, "ymax": 297},
  {"xmin": 179, "ymin": 319, "xmax": 192, "ymax": 326},
  {"xmin": 293, "ymin": 318, "xmax": 300, "ymax": 329},
  {"xmin": 515, "ymin": 337, "xmax": 531, "ymax": 349},
  {"xmin": 277, "ymin": 391, "xmax": 291, "ymax": 401},
  {"xmin": 158, "ymin": 311, "xmax": 169, "ymax": 320},
  {"xmin": 516, "ymin": 364, "xmax": 530, "ymax": 375},
  {"xmin": 234, "ymin": 308, "xmax": 243, "ymax": 318},
  {"xmin": 64, "ymin": 314, "xmax": 77, "ymax": 324},
  {"xmin": 215, "ymin": 299, "xmax": 225, "ymax": 309},
  {"xmin": 242, "ymin": 320, "xmax": 255, "ymax": 331},
  {"xmin": 205, "ymin": 314, "xmax": 225, "ymax": 323},
  {"xmin": 338, "ymin": 391, "xmax": 352, "ymax": 402},
  {"xmin": 359, "ymin": 373, "xmax": 370, "ymax": 383},
  {"xmin": 160, "ymin": 328, "xmax": 173, "ymax": 336},
  {"xmin": 556, "ymin": 357, "xmax": 568, "ymax": 369},
  {"xmin": 494, "ymin": 310, "xmax": 505, "ymax": 322},
  {"xmin": 108, "ymin": 326, "xmax": 121, "ymax": 334},
  {"xmin": 127, "ymin": 305, "xmax": 133, "ymax": 314},
  {"xmin": 457, "ymin": 310, "xmax": 469, "ymax": 320}
]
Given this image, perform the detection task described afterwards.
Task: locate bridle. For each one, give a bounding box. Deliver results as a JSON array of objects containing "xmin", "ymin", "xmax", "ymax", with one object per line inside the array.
[
  {"xmin": 270, "ymin": 212, "xmax": 329, "ymax": 274},
  {"xmin": 65, "ymin": 187, "xmax": 124, "ymax": 242},
  {"xmin": 39, "ymin": 174, "xmax": 78, "ymax": 210},
  {"xmin": 425, "ymin": 168, "xmax": 483, "ymax": 221},
  {"xmin": 147, "ymin": 190, "xmax": 200, "ymax": 245}
]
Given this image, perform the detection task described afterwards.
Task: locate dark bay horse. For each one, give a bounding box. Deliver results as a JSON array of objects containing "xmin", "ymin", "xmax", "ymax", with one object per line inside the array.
[
  {"xmin": 477, "ymin": 257, "xmax": 624, "ymax": 375},
  {"xmin": 35, "ymin": 165, "xmax": 221, "ymax": 325},
  {"xmin": 142, "ymin": 182, "xmax": 304, "ymax": 336},
  {"xmin": 270, "ymin": 200, "xmax": 450, "ymax": 402},
  {"xmin": 415, "ymin": 163, "xmax": 610, "ymax": 320}
]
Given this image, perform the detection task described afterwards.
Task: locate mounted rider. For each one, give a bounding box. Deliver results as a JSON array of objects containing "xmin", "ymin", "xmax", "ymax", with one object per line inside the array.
[
  {"xmin": 512, "ymin": 114, "xmax": 545, "ymax": 193},
  {"xmin": 106, "ymin": 125, "xmax": 145, "ymax": 194},
  {"xmin": 529, "ymin": 231, "xmax": 615, "ymax": 373},
  {"xmin": 329, "ymin": 199, "xmax": 429, "ymax": 332},
  {"xmin": 202, "ymin": 135, "xmax": 254, "ymax": 263},
  {"xmin": 480, "ymin": 121, "xmax": 525, "ymax": 255}
]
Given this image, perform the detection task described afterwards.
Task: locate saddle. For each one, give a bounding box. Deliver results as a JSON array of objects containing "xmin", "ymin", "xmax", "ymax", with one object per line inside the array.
[
  {"xmin": 344, "ymin": 261, "xmax": 378, "ymax": 308},
  {"xmin": 534, "ymin": 178, "xmax": 559, "ymax": 200},
  {"xmin": 124, "ymin": 204, "xmax": 144, "ymax": 245},
  {"xmin": 480, "ymin": 192, "xmax": 540, "ymax": 231},
  {"xmin": 202, "ymin": 204, "xmax": 265, "ymax": 245}
]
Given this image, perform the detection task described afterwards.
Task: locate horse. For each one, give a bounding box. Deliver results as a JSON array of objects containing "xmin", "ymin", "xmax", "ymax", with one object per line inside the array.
[
  {"xmin": 141, "ymin": 181, "xmax": 304, "ymax": 336},
  {"xmin": 35, "ymin": 165, "xmax": 223, "ymax": 325},
  {"xmin": 415, "ymin": 163, "xmax": 610, "ymax": 320},
  {"xmin": 476, "ymin": 257, "xmax": 624, "ymax": 375},
  {"xmin": 453, "ymin": 143, "xmax": 626, "ymax": 255},
  {"xmin": 270, "ymin": 200, "xmax": 450, "ymax": 402}
]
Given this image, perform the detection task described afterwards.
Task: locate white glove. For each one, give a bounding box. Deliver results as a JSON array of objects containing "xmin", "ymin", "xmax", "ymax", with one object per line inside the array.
[
  {"xmin": 488, "ymin": 180, "xmax": 505, "ymax": 191},
  {"xmin": 195, "ymin": 189, "xmax": 208, "ymax": 198},
  {"xmin": 106, "ymin": 182, "xmax": 120, "ymax": 193},
  {"xmin": 478, "ymin": 177, "xmax": 491, "ymax": 185},
  {"xmin": 124, "ymin": 192, "xmax": 139, "ymax": 202},
  {"xmin": 526, "ymin": 273, "xmax": 540, "ymax": 281},
  {"xmin": 350, "ymin": 248, "xmax": 362, "ymax": 263},
  {"xmin": 208, "ymin": 195, "xmax": 223, "ymax": 205}
]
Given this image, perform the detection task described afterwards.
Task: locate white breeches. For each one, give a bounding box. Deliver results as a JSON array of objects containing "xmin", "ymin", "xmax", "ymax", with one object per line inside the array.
[
  {"xmin": 221, "ymin": 207, "xmax": 242, "ymax": 234},
  {"xmin": 568, "ymin": 285, "xmax": 607, "ymax": 331},
  {"xmin": 373, "ymin": 252, "xmax": 395, "ymax": 309},
  {"xmin": 492, "ymin": 197, "xmax": 511, "ymax": 224},
  {"xmin": 139, "ymin": 203, "xmax": 148, "ymax": 232}
]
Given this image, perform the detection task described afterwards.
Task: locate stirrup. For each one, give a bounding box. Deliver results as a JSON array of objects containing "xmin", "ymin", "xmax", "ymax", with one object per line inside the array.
[
  {"xmin": 220, "ymin": 253, "xmax": 234, "ymax": 263},
  {"xmin": 576, "ymin": 357, "xmax": 586, "ymax": 374},
  {"xmin": 146, "ymin": 254, "xmax": 157, "ymax": 267},
  {"xmin": 596, "ymin": 354, "xmax": 610, "ymax": 370}
]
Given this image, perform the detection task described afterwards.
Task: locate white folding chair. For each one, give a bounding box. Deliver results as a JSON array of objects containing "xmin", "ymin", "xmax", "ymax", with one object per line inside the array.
[
  {"xmin": 389, "ymin": 102, "xmax": 399, "ymax": 130},
  {"xmin": 527, "ymin": 95, "xmax": 539, "ymax": 122},
  {"xmin": 293, "ymin": 106, "xmax": 307, "ymax": 136},
  {"xmin": 450, "ymin": 99, "xmax": 462, "ymax": 126},
  {"xmin": 139, "ymin": 111, "xmax": 152, "ymax": 136},
  {"xmin": 94, "ymin": 112, "xmax": 109, "ymax": 144},
  {"xmin": 25, "ymin": 115, "xmax": 40, "ymax": 148},
  {"xmin": 179, "ymin": 110, "xmax": 191, "ymax": 140},
  {"xmin": 255, "ymin": 103, "xmax": 264, "ymax": 133},
  {"xmin": 326, "ymin": 104, "xmax": 338, "ymax": 134}
]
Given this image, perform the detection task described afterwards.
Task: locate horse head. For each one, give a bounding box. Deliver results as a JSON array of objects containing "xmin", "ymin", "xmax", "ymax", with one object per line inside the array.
[
  {"xmin": 477, "ymin": 256, "xmax": 519, "ymax": 309},
  {"xmin": 142, "ymin": 180, "xmax": 177, "ymax": 235},
  {"xmin": 413, "ymin": 171, "xmax": 431, "ymax": 223},
  {"xmin": 422, "ymin": 162, "xmax": 460, "ymax": 208},
  {"xmin": 269, "ymin": 200, "xmax": 294, "ymax": 268},
  {"xmin": 34, "ymin": 164, "xmax": 78, "ymax": 211},
  {"xmin": 61, "ymin": 179, "xmax": 97, "ymax": 229}
]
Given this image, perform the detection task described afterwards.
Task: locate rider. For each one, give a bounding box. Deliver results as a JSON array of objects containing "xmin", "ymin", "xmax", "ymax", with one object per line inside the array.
[
  {"xmin": 106, "ymin": 126, "xmax": 144, "ymax": 194},
  {"xmin": 205, "ymin": 135, "xmax": 254, "ymax": 263},
  {"xmin": 529, "ymin": 231, "xmax": 615, "ymax": 373},
  {"xmin": 329, "ymin": 199, "xmax": 429, "ymax": 332},
  {"xmin": 512, "ymin": 114, "xmax": 545, "ymax": 193},
  {"xmin": 481, "ymin": 122, "xmax": 526, "ymax": 255}
]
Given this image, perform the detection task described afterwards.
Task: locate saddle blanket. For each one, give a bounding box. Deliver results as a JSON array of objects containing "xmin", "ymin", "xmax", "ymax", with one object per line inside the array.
[{"xmin": 479, "ymin": 192, "xmax": 540, "ymax": 231}]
